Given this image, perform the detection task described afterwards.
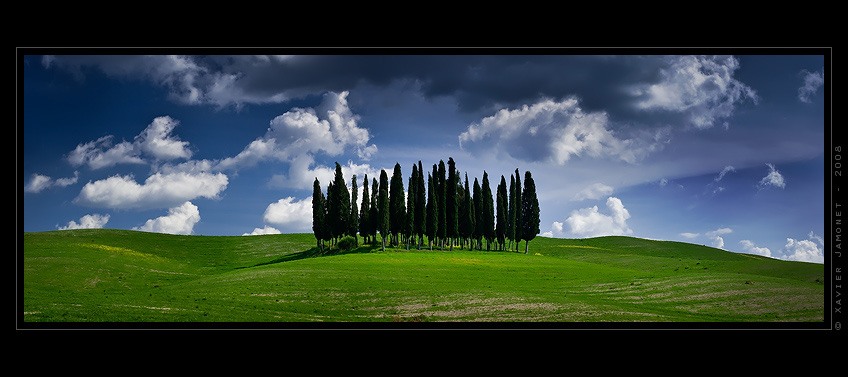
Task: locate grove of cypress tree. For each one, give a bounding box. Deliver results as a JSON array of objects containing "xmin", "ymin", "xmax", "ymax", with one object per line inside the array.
[{"xmin": 521, "ymin": 171, "xmax": 541, "ymax": 254}]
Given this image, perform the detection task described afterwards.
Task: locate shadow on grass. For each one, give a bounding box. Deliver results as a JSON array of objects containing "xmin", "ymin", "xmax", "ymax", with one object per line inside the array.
[
  {"xmin": 243, "ymin": 242, "xmax": 519, "ymax": 269},
  {"xmin": 243, "ymin": 243, "xmax": 384, "ymax": 269}
]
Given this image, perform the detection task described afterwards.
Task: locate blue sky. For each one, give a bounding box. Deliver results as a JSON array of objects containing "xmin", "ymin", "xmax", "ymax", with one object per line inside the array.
[{"xmin": 20, "ymin": 51, "xmax": 827, "ymax": 263}]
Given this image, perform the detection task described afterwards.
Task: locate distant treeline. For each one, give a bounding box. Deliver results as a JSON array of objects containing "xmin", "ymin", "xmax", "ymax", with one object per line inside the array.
[{"xmin": 312, "ymin": 157, "xmax": 540, "ymax": 254}]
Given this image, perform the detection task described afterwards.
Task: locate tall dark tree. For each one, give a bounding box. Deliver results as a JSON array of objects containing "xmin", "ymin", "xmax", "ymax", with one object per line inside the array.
[
  {"xmin": 431, "ymin": 164, "xmax": 440, "ymax": 248},
  {"xmin": 437, "ymin": 160, "xmax": 446, "ymax": 249},
  {"xmin": 520, "ymin": 171, "xmax": 541, "ymax": 254},
  {"xmin": 425, "ymin": 172, "xmax": 437, "ymax": 250},
  {"xmin": 459, "ymin": 173, "xmax": 472, "ymax": 249},
  {"xmin": 359, "ymin": 174, "xmax": 370, "ymax": 245},
  {"xmin": 330, "ymin": 162, "xmax": 350, "ymax": 245},
  {"xmin": 414, "ymin": 160, "xmax": 426, "ymax": 249},
  {"xmin": 472, "ymin": 177, "xmax": 482, "ymax": 250},
  {"xmin": 513, "ymin": 168, "xmax": 522, "ymax": 252},
  {"xmin": 389, "ymin": 163, "xmax": 406, "ymax": 247},
  {"xmin": 507, "ymin": 174, "xmax": 516, "ymax": 251},
  {"xmin": 349, "ymin": 174, "xmax": 359, "ymax": 245},
  {"xmin": 369, "ymin": 177, "xmax": 379, "ymax": 245},
  {"xmin": 446, "ymin": 157, "xmax": 458, "ymax": 250},
  {"xmin": 312, "ymin": 178, "xmax": 326, "ymax": 252},
  {"xmin": 405, "ymin": 164, "xmax": 416, "ymax": 250},
  {"xmin": 326, "ymin": 181, "xmax": 336, "ymax": 244},
  {"xmin": 496, "ymin": 175, "xmax": 507, "ymax": 251},
  {"xmin": 378, "ymin": 169, "xmax": 390, "ymax": 251},
  {"xmin": 323, "ymin": 183, "xmax": 332, "ymax": 247},
  {"xmin": 481, "ymin": 171, "xmax": 494, "ymax": 250}
]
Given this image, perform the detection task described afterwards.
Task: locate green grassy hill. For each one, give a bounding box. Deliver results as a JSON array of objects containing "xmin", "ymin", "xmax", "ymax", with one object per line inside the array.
[{"xmin": 21, "ymin": 229, "xmax": 824, "ymax": 325}]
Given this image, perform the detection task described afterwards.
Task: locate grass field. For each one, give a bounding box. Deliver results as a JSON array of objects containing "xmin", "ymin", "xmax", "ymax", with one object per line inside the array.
[{"xmin": 20, "ymin": 229, "xmax": 825, "ymax": 325}]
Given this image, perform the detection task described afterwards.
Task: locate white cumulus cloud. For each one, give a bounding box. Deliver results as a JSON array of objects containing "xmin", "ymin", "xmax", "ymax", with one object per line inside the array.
[
  {"xmin": 133, "ymin": 201, "xmax": 200, "ymax": 235},
  {"xmin": 783, "ymin": 235, "xmax": 824, "ymax": 263},
  {"xmin": 705, "ymin": 227, "xmax": 733, "ymax": 249},
  {"xmin": 216, "ymin": 91, "xmax": 376, "ymax": 172},
  {"xmin": 25, "ymin": 171, "xmax": 79, "ymax": 193},
  {"xmin": 67, "ymin": 116, "xmax": 192, "ymax": 170},
  {"xmin": 74, "ymin": 171, "xmax": 228, "ymax": 209},
  {"xmin": 262, "ymin": 196, "xmax": 313, "ymax": 232},
  {"xmin": 631, "ymin": 55, "xmax": 758, "ymax": 129},
  {"xmin": 134, "ymin": 116, "xmax": 193, "ymax": 161},
  {"xmin": 458, "ymin": 97, "xmax": 658, "ymax": 165},
  {"xmin": 58, "ymin": 213, "xmax": 110, "ymax": 230},
  {"xmin": 268, "ymin": 155, "xmax": 382, "ymax": 193},
  {"xmin": 738, "ymin": 239, "xmax": 772, "ymax": 258},
  {"xmin": 242, "ymin": 225, "xmax": 282, "ymax": 236},
  {"xmin": 564, "ymin": 196, "xmax": 632, "ymax": 238}
]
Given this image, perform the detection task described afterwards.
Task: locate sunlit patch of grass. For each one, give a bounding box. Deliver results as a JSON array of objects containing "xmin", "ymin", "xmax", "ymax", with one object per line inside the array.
[{"xmin": 74, "ymin": 243, "xmax": 167, "ymax": 262}]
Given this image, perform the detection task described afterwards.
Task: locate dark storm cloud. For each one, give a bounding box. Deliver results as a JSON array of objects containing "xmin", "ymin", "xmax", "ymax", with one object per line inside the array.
[{"xmin": 42, "ymin": 54, "xmax": 666, "ymax": 115}]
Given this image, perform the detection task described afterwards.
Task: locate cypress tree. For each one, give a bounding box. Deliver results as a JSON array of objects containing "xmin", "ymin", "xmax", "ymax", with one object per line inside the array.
[
  {"xmin": 359, "ymin": 174, "xmax": 370, "ymax": 245},
  {"xmin": 521, "ymin": 171, "xmax": 541, "ymax": 254},
  {"xmin": 414, "ymin": 160, "xmax": 426, "ymax": 249},
  {"xmin": 426, "ymin": 172, "xmax": 437, "ymax": 250},
  {"xmin": 378, "ymin": 169, "xmax": 390, "ymax": 251},
  {"xmin": 389, "ymin": 163, "xmax": 405, "ymax": 247},
  {"xmin": 349, "ymin": 174, "xmax": 358, "ymax": 245},
  {"xmin": 331, "ymin": 162, "xmax": 350, "ymax": 245},
  {"xmin": 312, "ymin": 178, "xmax": 325, "ymax": 252},
  {"xmin": 323, "ymin": 183, "xmax": 332, "ymax": 248},
  {"xmin": 481, "ymin": 171, "xmax": 494, "ymax": 250},
  {"xmin": 496, "ymin": 175, "xmax": 507, "ymax": 251},
  {"xmin": 437, "ymin": 160, "xmax": 446, "ymax": 249},
  {"xmin": 406, "ymin": 164, "xmax": 416, "ymax": 250},
  {"xmin": 369, "ymin": 177, "xmax": 379, "ymax": 245},
  {"xmin": 472, "ymin": 178, "xmax": 482, "ymax": 250},
  {"xmin": 327, "ymin": 181, "xmax": 336, "ymax": 245},
  {"xmin": 513, "ymin": 168, "xmax": 522, "ymax": 252},
  {"xmin": 458, "ymin": 173, "xmax": 471, "ymax": 249},
  {"xmin": 432, "ymin": 164, "xmax": 440, "ymax": 248},
  {"xmin": 446, "ymin": 157, "xmax": 458, "ymax": 250},
  {"xmin": 507, "ymin": 174, "xmax": 516, "ymax": 251}
]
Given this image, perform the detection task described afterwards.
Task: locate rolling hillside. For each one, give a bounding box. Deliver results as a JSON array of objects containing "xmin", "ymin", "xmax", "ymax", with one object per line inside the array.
[{"xmin": 21, "ymin": 229, "xmax": 825, "ymax": 325}]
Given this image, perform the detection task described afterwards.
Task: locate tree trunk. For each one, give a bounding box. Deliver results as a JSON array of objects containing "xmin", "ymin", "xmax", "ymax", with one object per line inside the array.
[{"xmin": 524, "ymin": 240, "xmax": 529, "ymax": 254}]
